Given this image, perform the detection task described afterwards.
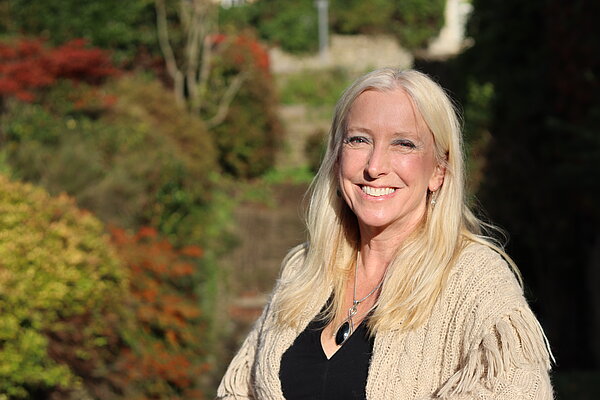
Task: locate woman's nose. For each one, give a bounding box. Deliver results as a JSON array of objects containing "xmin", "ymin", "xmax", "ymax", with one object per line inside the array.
[{"xmin": 366, "ymin": 145, "xmax": 391, "ymax": 178}]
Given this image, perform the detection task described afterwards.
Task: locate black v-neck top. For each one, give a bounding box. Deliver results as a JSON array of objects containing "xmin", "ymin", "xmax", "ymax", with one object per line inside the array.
[{"xmin": 279, "ymin": 314, "xmax": 375, "ymax": 400}]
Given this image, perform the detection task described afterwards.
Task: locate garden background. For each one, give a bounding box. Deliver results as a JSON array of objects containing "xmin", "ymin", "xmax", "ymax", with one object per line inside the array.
[{"xmin": 0, "ymin": 0, "xmax": 598, "ymax": 398}]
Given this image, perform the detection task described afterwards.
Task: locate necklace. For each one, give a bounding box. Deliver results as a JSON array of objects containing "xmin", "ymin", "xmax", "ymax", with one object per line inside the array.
[{"xmin": 333, "ymin": 253, "xmax": 384, "ymax": 346}]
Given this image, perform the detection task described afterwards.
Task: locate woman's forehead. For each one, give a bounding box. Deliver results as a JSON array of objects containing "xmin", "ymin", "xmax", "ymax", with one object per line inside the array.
[{"xmin": 345, "ymin": 89, "xmax": 430, "ymax": 136}]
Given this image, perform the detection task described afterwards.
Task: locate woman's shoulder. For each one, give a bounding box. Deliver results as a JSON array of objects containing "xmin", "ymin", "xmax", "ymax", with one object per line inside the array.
[
  {"xmin": 447, "ymin": 241, "xmax": 525, "ymax": 307},
  {"xmin": 453, "ymin": 241, "xmax": 520, "ymax": 284}
]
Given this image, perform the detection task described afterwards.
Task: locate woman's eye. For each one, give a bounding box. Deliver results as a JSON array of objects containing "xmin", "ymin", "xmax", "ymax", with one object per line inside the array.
[
  {"xmin": 394, "ymin": 140, "xmax": 416, "ymax": 149},
  {"xmin": 344, "ymin": 136, "xmax": 369, "ymax": 145}
]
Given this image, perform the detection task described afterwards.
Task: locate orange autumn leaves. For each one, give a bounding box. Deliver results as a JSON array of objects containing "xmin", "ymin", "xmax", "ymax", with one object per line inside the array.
[{"xmin": 110, "ymin": 226, "xmax": 209, "ymax": 398}]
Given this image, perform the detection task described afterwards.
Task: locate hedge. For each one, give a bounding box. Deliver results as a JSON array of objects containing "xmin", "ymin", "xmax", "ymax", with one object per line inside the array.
[{"xmin": 0, "ymin": 175, "xmax": 128, "ymax": 398}]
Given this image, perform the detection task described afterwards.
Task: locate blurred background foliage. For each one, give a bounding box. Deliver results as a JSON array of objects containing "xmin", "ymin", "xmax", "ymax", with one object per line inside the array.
[
  {"xmin": 0, "ymin": 176, "xmax": 128, "ymax": 398},
  {"xmin": 0, "ymin": 0, "xmax": 157, "ymax": 62},
  {"xmin": 330, "ymin": 0, "xmax": 445, "ymax": 51},
  {"xmin": 0, "ymin": 0, "xmax": 598, "ymax": 398},
  {"xmin": 201, "ymin": 32, "xmax": 283, "ymax": 178},
  {"xmin": 278, "ymin": 67, "xmax": 352, "ymax": 108},
  {"xmin": 0, "ymin": 174, "xmax": 212, "ymax": 398},
  {"xmin": 413, "ymin": 0, "xmax": 599, "ymax": 396},
  {"xmin": 220, "ymin": 0, "xmax": 320, "ymax": 54},
  {"xmin": 220, "ymin": 0, "xmax": 445, "ymax": 53},
  {"xmin": 109, "ymin": 226, "xmax": 208, "ymax": 399},
  {"xmin": 462, "ymin": 0, "xmax": 600, "ymax": 376}
]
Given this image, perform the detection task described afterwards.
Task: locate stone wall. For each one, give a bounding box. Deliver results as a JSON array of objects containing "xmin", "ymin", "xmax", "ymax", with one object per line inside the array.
[
  {"xmin": 269, "ymin": 0, "xmax": 473, "ymax": 72},
  {"xmin": 269, "ymin": 34, "xmax": 413, "ymax": 74}
]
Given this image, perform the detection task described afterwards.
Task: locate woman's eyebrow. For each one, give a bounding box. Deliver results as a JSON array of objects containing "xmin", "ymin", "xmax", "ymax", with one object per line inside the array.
[
  {"xmin": 346, "ymin": 127, "xmax": 421, "ymax": 139},
  {"xmin": 346, "ymin": 126, "xmax": 373, "ymax": 134},
  {"xmin": 391, "ymin": 131, "xmax": 420, "ymax": 139}
]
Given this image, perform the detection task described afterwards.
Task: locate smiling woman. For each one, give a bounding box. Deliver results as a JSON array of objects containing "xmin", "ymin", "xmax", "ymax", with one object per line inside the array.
[
  {"xmin": 217, "ymin": 68, "xmax": 553, "ymax": 399},
  {"xmin": 339, "ymin": 89, "xmax": 445, "ymax": 241}
]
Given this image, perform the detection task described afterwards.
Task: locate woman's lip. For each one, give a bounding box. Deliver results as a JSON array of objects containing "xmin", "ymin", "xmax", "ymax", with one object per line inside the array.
[{"xmin": 359, "ymin": 184, "xmax": 398, "ymax": 189}]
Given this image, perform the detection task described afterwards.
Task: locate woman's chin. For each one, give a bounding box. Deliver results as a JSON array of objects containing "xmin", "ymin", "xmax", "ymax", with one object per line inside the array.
[
  {"xmin": 356, "ymin": 217, "xmax": 396, "ymax": 234},
  {"xmin": 356, "ymin": 212, "xmax": 425, "ymax": 238}
]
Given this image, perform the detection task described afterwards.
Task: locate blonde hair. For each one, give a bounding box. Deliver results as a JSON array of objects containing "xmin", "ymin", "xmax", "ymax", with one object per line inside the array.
[{"xmin": 274, "ymin": 68, "xmax": 519, "ymax": 333}]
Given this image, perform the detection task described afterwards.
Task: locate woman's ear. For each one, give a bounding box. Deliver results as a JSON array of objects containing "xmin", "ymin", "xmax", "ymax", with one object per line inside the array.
[{"xmin": 428, "ymin": 163, "xmax": 446, "ymax": 192}]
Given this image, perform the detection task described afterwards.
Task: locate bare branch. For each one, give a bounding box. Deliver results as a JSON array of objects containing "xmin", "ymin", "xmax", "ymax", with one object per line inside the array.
[
  {"xmin": 186, "ymin": 3, "xmax": 204, "ymax": 112},
  {"xmin": 205, "ymin": 72, "xmax": 247, "ymax": 129},
  {"xmin": 195, "ymin": 1, "xmax": 220, "ymax": 113},
  {"xmin": 179, "ymin": 0, "xmax": 191, "ymax": 32},
  {"xmin": 155, "ymin": 0, "xmax": 185, "ymax": 107},
  {"xmin": 196, "ymin": 23, "xmax": 215, "ymax": 113}
]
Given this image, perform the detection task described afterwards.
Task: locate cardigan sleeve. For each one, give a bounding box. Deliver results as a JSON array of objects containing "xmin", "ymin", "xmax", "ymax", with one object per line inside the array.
[
  {"xmin": 436, "ymin": 307, "xmax": 554, "ymax": 400},
  {"xmin": 216, "ymin": 244, "xmax": 307, "ymax": 399},
  {"xmin": 435, "ymin": 246, "xmax": 554, "ymax": 400},
  {"xmin": 216, "ymin": 305, "xmax": 269, "ymax": 399}
]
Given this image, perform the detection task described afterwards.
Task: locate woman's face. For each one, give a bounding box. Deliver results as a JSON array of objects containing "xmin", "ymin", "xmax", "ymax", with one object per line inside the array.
[{"xmin": 338, "ymin": 88, "xmax": 444, "ymax": 237}]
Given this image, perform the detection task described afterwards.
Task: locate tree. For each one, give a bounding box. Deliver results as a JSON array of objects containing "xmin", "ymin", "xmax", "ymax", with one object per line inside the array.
[
  {"xmin": 462, "ymin": 0, "xmax": 600, "ymax": 371},
  {"xmin": 154, "ymin": 0, "xmax": 282, "ymax": 176},
  {"xmin": 155, "ymin": 0, "xmax": 245, "ymax": 127}
]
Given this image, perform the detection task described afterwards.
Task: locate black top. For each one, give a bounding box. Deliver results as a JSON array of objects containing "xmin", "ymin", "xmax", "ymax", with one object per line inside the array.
[{"xmin": 279, "ymin": 314, "xmax": 375, "ymax": 400}]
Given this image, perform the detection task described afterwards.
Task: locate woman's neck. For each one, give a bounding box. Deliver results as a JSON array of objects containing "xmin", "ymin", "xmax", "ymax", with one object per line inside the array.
[{"xmin": 357, "ymin": 221, "xmax": 418, "ymax": 279}]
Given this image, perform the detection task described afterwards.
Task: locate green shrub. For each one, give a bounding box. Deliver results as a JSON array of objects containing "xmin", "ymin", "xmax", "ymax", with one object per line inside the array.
[
  {"xmin": 462, "ymin": 0, "xmax": 600, "ymax": 369},
  {"xmin": 204, "ymin": 35, "xmax": 283, "ymax": 178},
  {"xmin": 305, "ymin": 129, "xmax": 328, "ymax": 174},
  {"xmin": 462, "ymin": 79, "xmax": 494, "ymax": 192},
  {"xmin": 331, "ymin": 0, "xmax": 445, "ymax": 50},
  {"xmin": 330, "ymin": 0, "xmax": 395, "ymax": 35},
  {"xmin": 3, "ymin": 0, "xmax": 156, "ymax": 61},
  {"xmin": 279, "ymin": 68, "xmax": 354, "ymax": 107},
  {"xmin": 221, "ymin": 0, "xmax": 444, "ymax": 54},
  {"xmin": 220, "ymin": 0, "xmax": 318, "ymax": 54},
  {"xmin": 2, "ymin": 77, "xmax": 235, "ymax": 372},
  {"xmin": 388, "ymin": 0, "xmax": 446, "ymax": 50},
  {"xmin": 4, "ymin": 75, "xmax": 220, "ymax": 245},
  {"xmin": 0, "ymin": 175, "xmax": 128, "ymax": 398}
]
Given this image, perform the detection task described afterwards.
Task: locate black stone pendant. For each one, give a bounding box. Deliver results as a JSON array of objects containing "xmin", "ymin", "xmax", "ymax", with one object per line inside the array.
[{"xmin": 335, "ymin": 321, "xmax": 351, "ymax": 345}]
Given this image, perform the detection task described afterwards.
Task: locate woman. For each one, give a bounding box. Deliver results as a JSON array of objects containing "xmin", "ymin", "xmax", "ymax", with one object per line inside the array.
[{"xmin": 217, "ymin": 68, "xmax": 553, "ymax": 399}]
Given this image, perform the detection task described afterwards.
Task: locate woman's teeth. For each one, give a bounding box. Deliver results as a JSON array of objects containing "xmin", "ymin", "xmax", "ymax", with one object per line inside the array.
[{"xmin": 361, "ymin": 186, "xmax": 396, "ymax": 197}]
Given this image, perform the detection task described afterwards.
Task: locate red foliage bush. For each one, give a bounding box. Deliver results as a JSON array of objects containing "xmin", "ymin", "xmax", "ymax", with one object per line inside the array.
[
  {"xmin": 209, "ymin": 33, "xmax": 270, "ymax": 74},
  {"xmin": 205, "ymin": 32, "xmax": 282, "ymax": 178},
  {"xmin": 0, "ymin": 37, "xmax": 120, "ymax": 102},
  {"xmin": 109, "ymin": 226, "xmax": 209, "ymax": 399}
]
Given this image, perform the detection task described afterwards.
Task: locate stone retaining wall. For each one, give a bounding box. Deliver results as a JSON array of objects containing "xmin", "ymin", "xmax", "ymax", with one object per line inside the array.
[{"xmin": 270, "ymin": 34, "xmax": 413, "ymax": 74}]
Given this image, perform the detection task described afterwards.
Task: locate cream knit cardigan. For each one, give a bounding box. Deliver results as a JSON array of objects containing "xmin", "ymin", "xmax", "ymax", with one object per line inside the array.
[{"xmin": 217, "ymin": 242, "xmax": 553, "ymax": 399}]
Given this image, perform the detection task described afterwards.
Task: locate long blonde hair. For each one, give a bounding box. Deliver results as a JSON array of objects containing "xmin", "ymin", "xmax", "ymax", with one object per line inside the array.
[{"xmin": 274, "ymin": 68, "xmax": 518, "ymax": 333}]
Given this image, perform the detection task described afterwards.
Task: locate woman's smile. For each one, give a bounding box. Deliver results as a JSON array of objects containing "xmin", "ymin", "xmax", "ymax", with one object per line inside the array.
[{"xmin": 359, "ymin": 185, "xmax": 397, "ymax": 197}]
